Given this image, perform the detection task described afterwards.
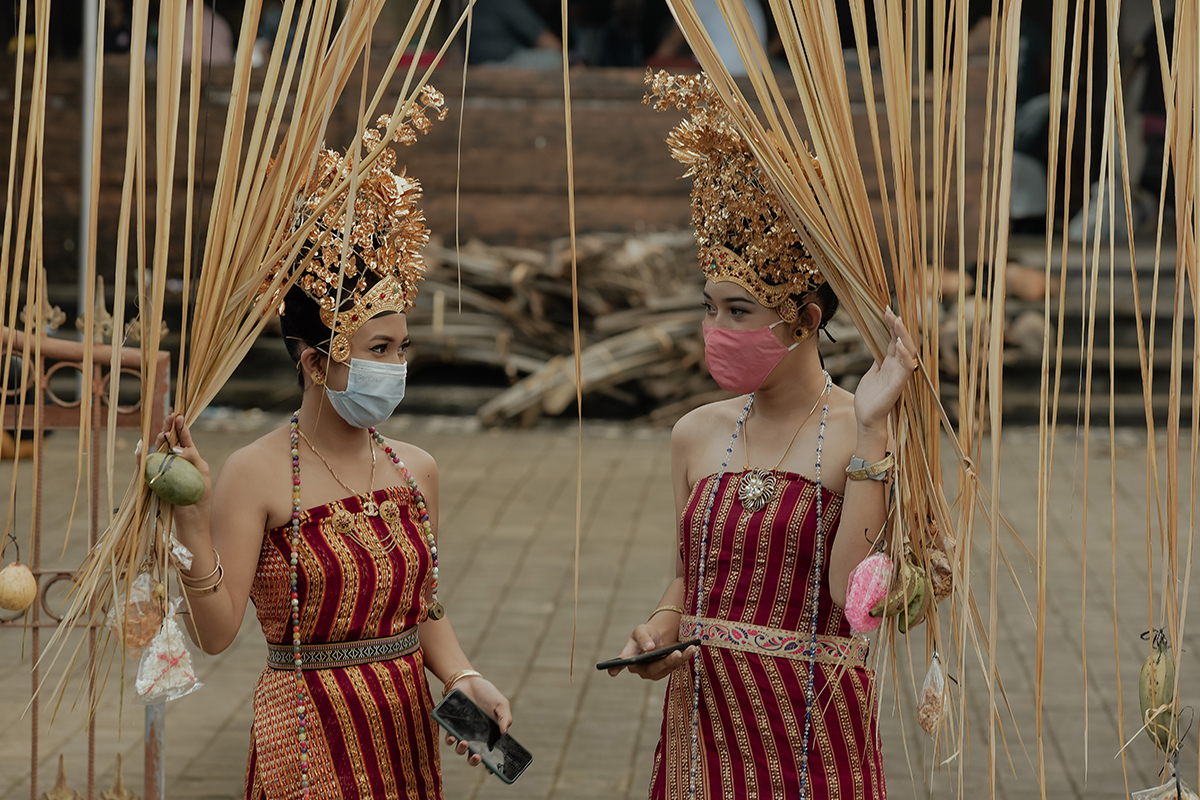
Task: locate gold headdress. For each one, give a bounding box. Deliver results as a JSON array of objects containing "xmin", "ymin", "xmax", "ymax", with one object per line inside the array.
[
  {"xmin": 268, "ymin": 85, "xmax": 447, "ymax": 362},
  {"xmin": 645, "ymin": 71, "xmax": 823, "ymax": 322}
]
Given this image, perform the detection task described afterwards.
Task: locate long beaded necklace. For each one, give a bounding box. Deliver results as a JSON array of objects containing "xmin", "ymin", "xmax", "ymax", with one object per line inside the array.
[
  {"xmin": 287, "ymin": 415, "xmax": 310, "ymax": 797},
  {"xmin": 286, "ymin": 412, "xmax": 445, "ymax": 798},
  {"xmin": 368, "ymin": 425, "xmax": 442, "ymax": 621},
  {"xmin": 688, "ymin": 372, "xmax": 831, "ymax": 800}
]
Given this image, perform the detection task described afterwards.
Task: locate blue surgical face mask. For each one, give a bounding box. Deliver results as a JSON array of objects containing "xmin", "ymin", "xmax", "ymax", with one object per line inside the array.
[{"xmin": 324, "ymin": 358, "xmax": 408, "ymax": 428}]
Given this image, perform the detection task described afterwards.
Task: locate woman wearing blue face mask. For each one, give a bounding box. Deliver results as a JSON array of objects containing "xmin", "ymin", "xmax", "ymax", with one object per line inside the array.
[{"xmin": 153, "ymin": 98, "xmax": 511, "ymax": 800}]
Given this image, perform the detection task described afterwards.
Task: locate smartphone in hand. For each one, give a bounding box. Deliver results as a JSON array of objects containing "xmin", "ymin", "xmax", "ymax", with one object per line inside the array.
[
  {"xmin": 595, "ymin": 639, "xmax": 702, "ymax": 671},
  {"xmin": 431, "ymin": 689, "xmax": 532, "ymax": 784}
]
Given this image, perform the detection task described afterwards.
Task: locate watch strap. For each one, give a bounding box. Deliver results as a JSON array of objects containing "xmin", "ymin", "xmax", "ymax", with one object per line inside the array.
[{"xmin": 845, "ymin": 452, "xmax": 894, "ymax": 481}]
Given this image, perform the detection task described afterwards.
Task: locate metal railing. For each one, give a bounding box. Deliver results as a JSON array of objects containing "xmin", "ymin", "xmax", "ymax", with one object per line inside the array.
[{"xmin": 1, "ymin": 328, "xmax": 168, "ymax": 800}]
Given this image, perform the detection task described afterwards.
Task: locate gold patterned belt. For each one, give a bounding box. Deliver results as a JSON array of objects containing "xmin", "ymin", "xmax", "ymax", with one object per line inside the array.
[
  {"xmin": 681, "ymin": 615, "xmax": 869, "ymax": 669},
  {"xmin": 267, "ymin": 628, "xmax": 420, "ymax": 671}
]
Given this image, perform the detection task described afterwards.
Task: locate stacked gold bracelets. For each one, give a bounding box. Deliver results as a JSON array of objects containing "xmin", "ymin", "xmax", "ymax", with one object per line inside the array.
[
  {"xmin": 442, "ymin": 668, "xmax": 483, "ymax": 697},
  {"xmin": 180, "ymin": 550, "xmax": 224, "ymax": 596}
]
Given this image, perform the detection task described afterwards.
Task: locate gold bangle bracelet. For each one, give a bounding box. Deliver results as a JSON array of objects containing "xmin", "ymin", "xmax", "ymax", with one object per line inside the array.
[
  {"xmin": 180, "ymin": 563, "xmax": 222, "ymax": 588},
  {"xmin": 647, "ymin": 605, "xmax": 685, "ymax": 623},
  {"xmin": 442, "ymin": 669, "xmax": 483, "ymax": 697},
  {"xmin": 181, "ymin": 565, "xmax": 224, "ymax": 595},
  {"xmin": 180, "ymin": 549, "xmax": 221, "ymax": 585}
]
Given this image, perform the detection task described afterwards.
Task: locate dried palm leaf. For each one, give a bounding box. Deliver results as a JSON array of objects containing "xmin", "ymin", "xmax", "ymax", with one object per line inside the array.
[
  {"xmin": 17, "ymin": 0, "xmax": 485, "ymax": 716},
  {"xmin": 661, "ymin": 0, "xmax": 1029, "ymax": 788}
]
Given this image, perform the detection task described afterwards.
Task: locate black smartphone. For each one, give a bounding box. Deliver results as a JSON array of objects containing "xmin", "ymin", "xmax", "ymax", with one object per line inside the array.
[
  {"xmin": 430, "ymin": 689, "xmax": 532, "ymax": 784},
  {"xmin": 595, "ymin": 638, "xmax": 702, "ymax": 671}
]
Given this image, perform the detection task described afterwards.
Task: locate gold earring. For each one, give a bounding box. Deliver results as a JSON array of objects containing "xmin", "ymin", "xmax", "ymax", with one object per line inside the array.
[
  {"xmin": 311, "ymin": 369, "xmax": 326, "ymax": 386},
  {"xmin": 796, "ymin": 327, "xmax": 809, "ymax": 342}
]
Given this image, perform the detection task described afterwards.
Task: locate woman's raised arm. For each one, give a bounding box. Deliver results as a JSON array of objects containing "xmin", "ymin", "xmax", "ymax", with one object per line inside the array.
[{"xmin": 160, "ymin": 413, "xmax": 270, "ymax": 654}]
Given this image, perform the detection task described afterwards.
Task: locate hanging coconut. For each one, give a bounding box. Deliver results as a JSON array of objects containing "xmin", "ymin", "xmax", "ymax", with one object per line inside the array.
[
  {"xmin": 144, "ymin": 452, "xmax": 205, "ymax": 506},
  {"xmin": 0, "ymin": 560, "xmax": 37, "ymax": 612}
]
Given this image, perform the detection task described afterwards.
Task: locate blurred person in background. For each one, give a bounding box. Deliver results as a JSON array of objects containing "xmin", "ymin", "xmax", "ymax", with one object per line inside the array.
[
  {"xmin": 1131, "ymin": 11, "xmax": 1175, "ymax": 203},
  {"xmin": 182, "ymin": 0, "xmax": 234, "ymax": 65},
  {"xmin": 467, "ymin": 0, "xmax": 563, "ymax": 68},
  {"xmin": 649, "ymin": 0, "xmax": 765, "ymax": 76}
]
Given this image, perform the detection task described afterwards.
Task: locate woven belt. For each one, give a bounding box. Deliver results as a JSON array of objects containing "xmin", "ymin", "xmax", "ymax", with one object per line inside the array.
[
  {"xmin": 267, "ymin": 628, "xmax": 420, "ymax": 671},
  {"xmin": 681, "ymin": 614, "xmax": 869, "ymax": 669}
]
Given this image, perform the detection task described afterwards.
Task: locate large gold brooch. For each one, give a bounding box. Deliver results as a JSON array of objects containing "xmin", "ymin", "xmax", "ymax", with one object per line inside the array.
[
  {"xmin": 331, "ymin": 508, "xmax": 355, "ymax": 533},
  {"xmin": 737, "ymin": 469, "xmax": 778, "ymax": 513},
  {"xmin": 379, "ymin": 500, "xmax": 403, "ymax": 529}
]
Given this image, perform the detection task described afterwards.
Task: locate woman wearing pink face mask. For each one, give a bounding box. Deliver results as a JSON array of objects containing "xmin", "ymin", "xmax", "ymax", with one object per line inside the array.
[{"xmin": 606, "ymin": 73, "xmax": 914, "ymax": 800}]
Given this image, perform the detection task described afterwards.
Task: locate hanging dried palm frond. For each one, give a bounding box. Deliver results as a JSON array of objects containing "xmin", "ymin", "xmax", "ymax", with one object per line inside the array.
[
  {"xmin": 11, "ymin": 0, "xmax": 484, "ymax": 715},
  {"xmin": 1032, "ymin": 0, "xmax": 1200, "ymax": 792},
  {"xmin": 659, "ymin": 0, "xmax": 1027, "ymax": 783},
  {"xmin": 665, "ymin": 1, "xmax": 1200, "ymax": 796}
]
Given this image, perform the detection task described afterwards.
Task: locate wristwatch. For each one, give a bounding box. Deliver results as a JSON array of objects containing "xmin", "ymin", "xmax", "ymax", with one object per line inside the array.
[{"xmin": 845, "ymin": 452, "xmax": 893, "ymax": 481}]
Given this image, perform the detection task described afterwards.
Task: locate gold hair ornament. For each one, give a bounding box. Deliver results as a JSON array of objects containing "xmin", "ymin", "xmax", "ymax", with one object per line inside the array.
[
  {"xmin": 262, "ymin": 86, "xmax": 448, "ymax": 362},
  {"xmin": 645, "ymin": 71, "xmax": 823, "ymax": 322}
]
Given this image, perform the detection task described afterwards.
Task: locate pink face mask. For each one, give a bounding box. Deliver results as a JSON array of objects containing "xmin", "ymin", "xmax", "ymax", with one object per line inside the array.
[{"xmin": 703, "ymin": 320, "xmax": 798, "ymax": 394}]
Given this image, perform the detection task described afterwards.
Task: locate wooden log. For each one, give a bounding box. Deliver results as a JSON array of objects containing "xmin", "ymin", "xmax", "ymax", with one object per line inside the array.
[{"xmin": 477, "ymin": 317, "xmax": 697, "ymax": 424}]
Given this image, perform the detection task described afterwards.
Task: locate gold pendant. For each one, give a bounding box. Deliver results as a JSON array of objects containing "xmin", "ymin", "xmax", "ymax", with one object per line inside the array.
[
  {"xmin": 362, "ymin": 498, "xmax": 380, "ymax": 517},
  {"xmin": 379, "ymin": 500, "xmax": 403, "ymax": 528},
  {"xmin": 427, "ymin": 601, "xmax": 445, "ymax": 620},
  {"xmin": 331, "ymin": 508, "xmax": 355, "ymax": 533},
  {"xmin": 737, "ymin": 469, "xmax": 777, "ymax": 513}
]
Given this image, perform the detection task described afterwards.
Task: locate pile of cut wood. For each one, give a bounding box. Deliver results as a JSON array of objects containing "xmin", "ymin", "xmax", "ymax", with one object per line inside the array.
[{"xmin": 406, "ymin": 233, "xmax": 871, "ymax": 426}]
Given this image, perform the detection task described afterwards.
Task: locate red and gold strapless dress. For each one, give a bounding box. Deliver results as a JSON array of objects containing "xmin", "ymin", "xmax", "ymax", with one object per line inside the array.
[
  {"xmin": 650, "ymin": 470, "xmax": 886, "ymax": 800},
  {"xmin": 244, "ymin": 486, "xmax": 442, "ymax": 800}
]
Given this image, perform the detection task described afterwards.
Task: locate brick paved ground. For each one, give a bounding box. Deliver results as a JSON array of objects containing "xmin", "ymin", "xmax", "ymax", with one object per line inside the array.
[{"xmin": 1, "ymin": 417, "xmax": 1197, "ymax": 799}]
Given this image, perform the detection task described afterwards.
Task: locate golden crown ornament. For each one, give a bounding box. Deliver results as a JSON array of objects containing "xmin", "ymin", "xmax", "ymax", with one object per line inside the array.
[
  {"xmin": 262, "ymin": 85, "xmax": 447, "ymax": 361},
  {"xmin": 645, "ymin": 70, "xmax": 824, "ymax": 321}
]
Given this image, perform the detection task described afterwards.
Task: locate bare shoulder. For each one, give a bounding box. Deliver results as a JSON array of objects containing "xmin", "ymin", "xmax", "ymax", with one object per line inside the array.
[
  {"xmin": 377, "ymin": 436, "xmax": 438, "ymax": 485},
  {"xmin": 673, "ymin": 396, "xmax": 748, "ymax": 485},
  {"xmin": 672, "ymin": 396, "xmax": 746, "ymax": 448},
  {"xmin": 210, "ymin": 425, "xmax": 292, "ymax": 532},
  {"xmin": 216, "ymin": 427, "xmax": 289, "ymax": 484},
  {"xmin": 825, "ymin": 384, "xmax": 858, "ymax": 428},
  {"xmin": 221, "ymin": 426, "xmax": 292, "ymax": 479},
  {"xmin": 822, "ymin": 383, "xmax": 865, "ymax": 470}
]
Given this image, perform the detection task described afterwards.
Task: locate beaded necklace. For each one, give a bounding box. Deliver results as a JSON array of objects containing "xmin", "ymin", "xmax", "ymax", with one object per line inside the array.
[
  {"xmin": 368, "ymin": 425, "xmax": 442, "ymax": 621},
  {"xmin": 287, "ymin": 413, "xmax": 444, "ymax": 798},
  {"xmin": 688, "ymin": 372, "xmax": 831, "ymax": 800}
]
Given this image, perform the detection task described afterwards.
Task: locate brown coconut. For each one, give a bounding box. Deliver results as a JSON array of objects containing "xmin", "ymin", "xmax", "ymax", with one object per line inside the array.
[{"xmin": 0, "ymin": 560, "xmax": 37, "ymax": 612}]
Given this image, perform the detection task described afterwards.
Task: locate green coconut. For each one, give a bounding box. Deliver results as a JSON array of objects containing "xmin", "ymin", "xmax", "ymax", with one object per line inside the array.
[{"xmin": 144, "ymin": 452, "xmax": 205, "ymax": 506}]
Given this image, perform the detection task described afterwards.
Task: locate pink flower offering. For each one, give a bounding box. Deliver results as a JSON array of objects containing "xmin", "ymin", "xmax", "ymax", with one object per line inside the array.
[{"xmin": 845, "ymin": 552, "xmax": 893, "ymax": 634}]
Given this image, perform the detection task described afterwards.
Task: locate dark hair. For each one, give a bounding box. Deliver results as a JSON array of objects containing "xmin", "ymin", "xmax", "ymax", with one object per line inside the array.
[
  {"xmin": 279, "ymin": 284, "xmax": 333, "ymax": 389},
  {"xmin": 796, "ymin": 282, "xmax": 839, "ymax": 336},
  {"xmin": 279, "ymin": 281, "xmax": 403, "ymax": 390}
]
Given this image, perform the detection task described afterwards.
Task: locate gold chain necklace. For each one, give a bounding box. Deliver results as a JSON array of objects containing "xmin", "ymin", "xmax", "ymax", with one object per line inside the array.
[
  {"xmin": 295, "ymin": 429, "xmax": 418, "ymax": 557},
  {"xmin": 296, "ymin": 428, "xmax": 379, "ymax": 514},
  {"xmin": 738, "ymin": 385, "xmax": 826, "ymax": 513}
]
